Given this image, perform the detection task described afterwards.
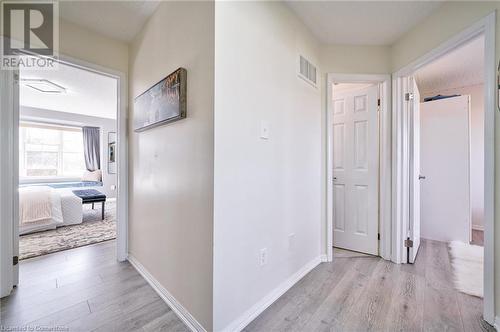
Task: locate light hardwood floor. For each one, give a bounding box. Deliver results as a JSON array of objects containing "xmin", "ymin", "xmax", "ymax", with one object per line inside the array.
[
  {"xmin": 1, "ymin": 239, "xmax": 492, "ymax": 332},
  {"xmin": 245, "ymin": 239, "xmax": 492, "ymax": 332},
  {"xmin": 0, "ymin": 240, "xmax": 189, "ymax": 332}
]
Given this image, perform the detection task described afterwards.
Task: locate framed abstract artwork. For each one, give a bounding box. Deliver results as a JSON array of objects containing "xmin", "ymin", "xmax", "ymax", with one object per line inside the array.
[{"xmin": 134, "ymin": 67, "xmax": 187, "ymax": 132}]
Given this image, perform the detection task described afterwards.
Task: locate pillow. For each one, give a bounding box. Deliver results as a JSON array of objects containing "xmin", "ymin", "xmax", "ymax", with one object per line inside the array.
[{"xmin": 82, "ymin": 170, "xmax": 102, "ymax": 182}]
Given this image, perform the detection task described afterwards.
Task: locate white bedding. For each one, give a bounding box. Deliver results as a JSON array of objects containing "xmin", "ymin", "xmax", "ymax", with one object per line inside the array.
[
  {"xmin": 19, "ymin": 186, "xmax": 53, "ymax": 224},
  {"xmin": 58, "ymin": 189, "xmax": 83, "ymax": 226},
  {"xmin": 19, "ymin": 187, "xmax": 83, "ymax": 235}
]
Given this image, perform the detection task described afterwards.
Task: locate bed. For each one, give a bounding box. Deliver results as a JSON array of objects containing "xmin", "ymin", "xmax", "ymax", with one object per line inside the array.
[{"xmin": 19, "ymin": 186, "xmax": 84, "ymax": 235}]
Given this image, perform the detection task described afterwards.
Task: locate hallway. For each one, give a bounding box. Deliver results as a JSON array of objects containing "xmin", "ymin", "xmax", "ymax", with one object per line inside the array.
[
  {"xmin": 245, "ymin": 239, "xmax": 490, "ymax": 331},
  {"xmin": 0, "ymin": 239, "xmax": 491, "ymax": 331},
  {"xmin": 0, "ymin": 241, "xmax": 188, "ymax": 331}
]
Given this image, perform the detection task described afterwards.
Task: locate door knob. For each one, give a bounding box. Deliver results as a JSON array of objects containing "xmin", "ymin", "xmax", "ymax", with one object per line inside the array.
[
  {"xmin": 418, "ymin": 175, "xmax": 426, "ymax": 180},
  {"xmin": 333, "ymin": 177, "xmax": 337, "ymax": 181}
]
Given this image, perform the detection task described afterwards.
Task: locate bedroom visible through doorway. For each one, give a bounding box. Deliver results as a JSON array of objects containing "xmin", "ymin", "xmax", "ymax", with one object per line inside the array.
[
  {"xmin": 18, "ymin": 59, "xmax": 119, "ymax": 260},
  {"xmin": 392, "ymin": 25, "xmax": 493, "ymax": 325},
  {"xmin": 411, "ymin": 34, "xmax": 485, "ymax": 299}
]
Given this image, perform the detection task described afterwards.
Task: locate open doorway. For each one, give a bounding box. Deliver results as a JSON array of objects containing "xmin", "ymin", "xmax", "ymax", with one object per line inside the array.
[
  {"xmin": 414, "ymin": 35, "xmax": 485, "ymax": 249},
  {"xmin": 326, "ymin": 74, "xmax": 391, "ymax": 261},
  {"xmin": 331, "ymin": 83, "xmax": 379, "ymax": 257},
  {"xmin": 0, "ymin": 54, "xmax": 128, "ymax": 298},
  {"xmin": 18, "ymin": 60, "xmax": 119, "ymax": 260},
  {"xmin": 393, "ymin": 12, "xmax": 495, "ymax": 325},
  {"xmin": 412, "ymin": 34, "xmax": 486, "ymax": 300}
]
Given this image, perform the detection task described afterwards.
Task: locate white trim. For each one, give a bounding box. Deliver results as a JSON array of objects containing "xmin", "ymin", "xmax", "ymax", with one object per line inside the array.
[
  {"xmin": 325, "ymin": 73, "xmax": 392, "ymax": 262},
  {"xmin": 392, "ymin": 11, "xmax": 495, "ymax": 324},
  {"xmin": 393, "ymin": 16, "xmax": 490, "ymax": 77},
  {"xmin": 220, "ymin": 256, "xmax": 322, "ymax": 332},
  {"xmin": 13, "ymin": 70, "xmax": 19, "ymax": 288},
  {"xmin": 19, "ymin": 177, "xmax": 83, "ymax": 184},
  {"xmin": 0, "ymin": 68, "xmax": 18, "ymax": 297},
  {"xmin": 482, "ymin": 12, "xmax": 495, "ymax": 324},
  {"xmin": 494, "ymin": 316, "xmax": 500, "ymax": 330},
  {"xmin": 128, "ymin": 255, "xmax": 207, "ymax": 332}
]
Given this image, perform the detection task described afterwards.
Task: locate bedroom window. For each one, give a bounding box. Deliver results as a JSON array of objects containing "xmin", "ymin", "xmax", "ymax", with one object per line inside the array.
[{"xmin": 19, "ymin": 122, "xmax": 86, "ymax": 179}]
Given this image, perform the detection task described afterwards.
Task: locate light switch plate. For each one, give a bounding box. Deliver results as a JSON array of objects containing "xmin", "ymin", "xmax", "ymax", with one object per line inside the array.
[{"xmin": 260, "ymin": 121, "xmax": 269, "ymax": 139}]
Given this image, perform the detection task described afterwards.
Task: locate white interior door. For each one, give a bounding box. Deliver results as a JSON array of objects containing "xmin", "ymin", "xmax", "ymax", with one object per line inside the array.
[
  {"xmin": 408, "ymin": 77, "xmax": 421, "ymax": 263},
  {"xmin": 332, "ymin": 84, "xmax": 379, "ymax": 255},
  {"xmin": 420, "ymin": 95, "xmax": 471, "ymax": 243}
]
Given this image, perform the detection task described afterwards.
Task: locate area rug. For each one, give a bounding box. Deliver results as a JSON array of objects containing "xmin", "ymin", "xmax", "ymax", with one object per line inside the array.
[
  {"xmin": 19, "ymin": 201, "xmax": 116, "ymax": 260},
  {"xmin": 449, "ymin": 241, "xmax": 483, "ymax": 298}
]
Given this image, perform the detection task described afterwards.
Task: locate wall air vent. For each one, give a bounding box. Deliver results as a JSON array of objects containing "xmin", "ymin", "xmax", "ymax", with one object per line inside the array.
[{"xmin": 298, "ymin": 55, "xmax": 317, "ymax": 87}]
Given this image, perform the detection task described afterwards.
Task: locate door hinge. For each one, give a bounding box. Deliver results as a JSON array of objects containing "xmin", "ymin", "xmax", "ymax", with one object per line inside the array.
[
  {"xmin": 405, "ymin": 93, "xmax": 414, "ymax": 101},
  {"xmin": 13, "ymin": 73, "xmax": 19, "ymax": 84},
  {"xmin": 404, "ymin": 238, "xmax": 413, "ymax": 248},
  {"xmin": 377, "ymin": 98, "xmax": 381, "ymax": 107},
  {"xmin": 378, "ymin": 233, "xmax": 380, "ymax": 240},
  {"xmin": 13, "ymin": 256, "xmax": 18, "ymax": 265}
]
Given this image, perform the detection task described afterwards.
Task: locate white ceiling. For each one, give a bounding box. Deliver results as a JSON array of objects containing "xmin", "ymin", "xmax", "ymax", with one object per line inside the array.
[
  {"xmin": 60, "ymin": 0, "xmax": 160, "ymax": 42},
  {"xmin": 415, "ymin": 35, "xmax": 484, "ymax": 93},
  {"xmin": 286, "ymin": 1, "xmax": 443, "ymax": 45},
  {"xmin": 20, "ymin": 61, "xmax": 118, "ymax": 119},
  {"xmin": 59, "ymin": 1, "xmax": 442, "ymax": 46}
]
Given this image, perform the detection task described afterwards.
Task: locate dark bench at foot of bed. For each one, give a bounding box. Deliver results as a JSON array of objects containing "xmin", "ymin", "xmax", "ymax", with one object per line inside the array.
[{"xmin": 72, "ymin": 189, "xmax": 106, "ymax": 220}]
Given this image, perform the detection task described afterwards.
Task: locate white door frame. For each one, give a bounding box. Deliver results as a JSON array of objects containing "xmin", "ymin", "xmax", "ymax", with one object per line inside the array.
[
  {"xmin": 0, "ymin": 68, "xmax": 19, "ymax": 298},
  {"xmin": 326, "ymin": 73, "xmax": 392, "ymax": 262},
  {"xmin": 0, "ymin": 53, "xmax": 129, "ymax": 297},
  {"xmin": 392, "ymin": 12, "xmax": 495, "ymax": 324}
]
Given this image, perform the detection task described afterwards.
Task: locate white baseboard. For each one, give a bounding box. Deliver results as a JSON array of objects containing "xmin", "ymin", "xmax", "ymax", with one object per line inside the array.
[
  {"xmin": 320, "ymin": 254, "xmax": 328, "ymax": 262},
  {"xmin": 220, "ymin": 256, "xmax": 322, "ymax": 332},
  {"xmin": 494, "ymin": 316, "xmax": 500, "ymax": 330},
  {"xmin": 128, "ymin": 255, "xmax": 206, "ymax": 332}
]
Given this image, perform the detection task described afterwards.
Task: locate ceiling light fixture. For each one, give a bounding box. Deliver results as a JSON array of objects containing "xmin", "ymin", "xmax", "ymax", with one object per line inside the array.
[{"xmin": 21, "ymin": 79, "xmax": 66, "ymax": 93}]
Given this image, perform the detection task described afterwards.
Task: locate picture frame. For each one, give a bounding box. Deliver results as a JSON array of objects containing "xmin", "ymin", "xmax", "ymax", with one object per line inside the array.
[
  {"xmin": 108, "ymin": 132, "xmax": 116, "ymax": 174},
  {"xmin": 134, "ymin": 67, "xmax": 187, "ymax": 132}
]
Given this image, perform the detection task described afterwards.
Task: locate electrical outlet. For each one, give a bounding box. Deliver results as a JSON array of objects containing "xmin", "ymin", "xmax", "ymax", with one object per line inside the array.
[{"xmin": 259, "ymin": 248, "xmax": 268, "ymax": 266}]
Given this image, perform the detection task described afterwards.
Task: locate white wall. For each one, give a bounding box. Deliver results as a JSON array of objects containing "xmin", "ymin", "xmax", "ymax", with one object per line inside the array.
[
  {"xmin": 213, "ymin": 2, "xmax": 322, "ymax": 330},
  {"xmin": 60, "ymin": 19, "xmax": 128, "ymax": 74},
  {"xmin": 321, "ymin": 45, "xmax": 391, "ymax": 75},
  {"xmin": 419, "ymin": 85, "xmax": 484, "ymax": 229},
  {"xmin": 128, "ymin": 1, "xmax": 214, "ymax": 329},
  {"xmin": 20, "ymin": 106, "xmax": 117, "ymax": 198}
]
